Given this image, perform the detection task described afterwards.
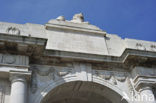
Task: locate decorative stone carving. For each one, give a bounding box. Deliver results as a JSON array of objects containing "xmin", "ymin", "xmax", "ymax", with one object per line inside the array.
[
  {"xmin": 0, "ymin": 54, "xmax": 29, "ymax": 67},
  {"xmin": 104, "ymin": 74, "xmax": 112, "ymax": 80},
  {"xmin": 36, "ymin": 65, "xmax": 73, "ymax": 81},
  {"xmin": 48, "ymin": 67, "xmax": 72, "ymax": 80},
  {"xmin": 115, "ymin": 72, "xmax": 127, "ymax": 82},
  {"xmin": 136, "ymin": 43, "xmax": 146, "ymax": 50},
  {"xmin": 93, "ymin": 70, "xmax": 128, "ymax": 85},
  {"xmin": 3, "ymin": 55, "xmax": 16, "ymax": 64},
  {"xmin": 6, "ymin": 27, "xmax": 20, "ymax": 35},
  {"xmin": 48, "ymin": 67, "xmax": 57, "ymax": 80},
  {"xmin": 151, "ymin": 45, "xmax": 156, "ymax": 51},
  {"xmin": 94, "ymin": 70, "xmax": 112, "ymax": 80},
  {"xmin": 57, "ymin": 70, "xmax": 71, "ymax": 76},
  {"xmin": 56, "ymin": 16, "xmax": 65, "ymax": 21},
  {"xmin": 112, "ymin": 76, "xmax": 117, "ymax": 85},
  {"xmin": 37, "ymin": 67, "xmax": 52, "ymax": 76},
  {"xmin": 93, "ymin": 69, "xmax": 129, "ymax": 87},
  {"xmin": 71, "ymin": 13, "xmax": 84, "ymax": 23}
]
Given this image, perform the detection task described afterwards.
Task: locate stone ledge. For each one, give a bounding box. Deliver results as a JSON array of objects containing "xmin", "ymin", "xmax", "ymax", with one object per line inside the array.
[
  {"xmin": 0, "ymin": 33, "xmax": 47, "ymax": 46},
  {"xmin": 44, "ymin": 49, "xmax": 156, "ymax": 63},
  {"xmin": 45, "ymin": 23, "xmax": 106, "ymax": 36}
]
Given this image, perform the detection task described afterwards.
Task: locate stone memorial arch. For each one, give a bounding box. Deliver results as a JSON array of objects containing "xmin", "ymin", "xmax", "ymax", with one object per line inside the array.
[
  {"xmin": 32, "ymin": 64, "xmax": 129, "ymax": 103},
  {"xmin": 0, "ymin": 13, "xmax": 156, "ymax": 103}
]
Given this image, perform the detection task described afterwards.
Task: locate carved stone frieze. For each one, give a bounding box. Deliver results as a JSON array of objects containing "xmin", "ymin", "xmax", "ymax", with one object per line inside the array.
[
  {"xmin": 151, "ymin": 45, "xmax": 156, "ymax": 51},
  {"xmin": 136, "ymin": 43, "xmax": 146, "ymax": 50},
  {"xmin": 57, "ymin": 68, "xmax": 72, "ymax": 77},
  {"xmin": 3, "ymin": 55, "xmax": 16, "ymax": 64},
  {"xmin": 93, "ymin": 70, "xmax": 128, "ymax": 83},
  {"xmin": 49, "ymin": 67, "xmax": 73, "ymax": 80},
  {"xmin": 6, "ymin": 27, "xmax": 20, "ymax": 35},
  {"xmin": 30, "ymin": 65, "xmax": 73, "ymax": 93},
  {"xmin": 0, "ymin": 54, "xmax": 29, "ymax": 67},
  {"xmin": 35, "ymin": 65, "xmax": 73, "ymax": 80},
  {"xmin": 93, "ymin": 70, "xmax": 112, "ymax": 80},
  {"xmin": 36, "ymin": 66, "xmax": 52, "ymax": 76},
  {"xmin": 114, "ymin": 72, "xmax": 127, "ymax": 82}
]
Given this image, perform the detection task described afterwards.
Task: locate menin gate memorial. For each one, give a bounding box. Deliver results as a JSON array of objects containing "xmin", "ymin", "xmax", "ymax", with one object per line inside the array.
[{"xmin": 0, "ymin": 13, "xmax": 156, "ymax": 103}]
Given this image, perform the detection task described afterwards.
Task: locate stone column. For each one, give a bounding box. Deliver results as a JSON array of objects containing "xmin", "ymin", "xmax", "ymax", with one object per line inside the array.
[
  {"xmin": 9, "ymin": 71, "xmax": 31, "ymax": 103},
  {"xmin": 139, "ymin": 86, "xmax": 156, "ymax": 103},
  {"xmin": 10, "ymin": 76, "xmax": 27, "ymax": 103}
]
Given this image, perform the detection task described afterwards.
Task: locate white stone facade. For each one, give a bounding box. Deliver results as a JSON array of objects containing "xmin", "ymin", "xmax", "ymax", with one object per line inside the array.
[{"xmin": 0, "ymin": 13, "xmax": 155, "ymax": 103}]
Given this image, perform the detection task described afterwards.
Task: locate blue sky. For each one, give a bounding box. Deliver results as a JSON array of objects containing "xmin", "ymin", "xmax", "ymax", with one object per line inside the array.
[{"xmin": 0, "ymin": 0, "xmax": 156, "ymax": 41}]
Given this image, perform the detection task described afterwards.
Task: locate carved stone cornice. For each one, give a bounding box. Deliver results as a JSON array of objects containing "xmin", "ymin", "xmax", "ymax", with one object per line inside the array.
[{"xmin": 0, "ymin": 33, "xmax": 47, "ymax": 56}]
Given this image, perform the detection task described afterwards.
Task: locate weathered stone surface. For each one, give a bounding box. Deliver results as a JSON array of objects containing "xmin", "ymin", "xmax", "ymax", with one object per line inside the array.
[
  {"xmin": 0, "ymin": 13, "xmax": 155, "ymax": 103},
  {"xmin": 0, "ymin": 79, "xmax": 10, "ymax": 103},
  {"xmin": 71, "ymin": 13, "xmax": 84, "ymax": 23},
  {"xmin": 0, "ymin": 22, "xmax": 47, "ymax": 39}
]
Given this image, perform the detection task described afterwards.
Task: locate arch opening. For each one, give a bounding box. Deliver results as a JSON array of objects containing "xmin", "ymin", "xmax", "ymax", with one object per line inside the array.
[{"xmin": 40, "ymin": 81, "xmax": 128, "ymax": 103}]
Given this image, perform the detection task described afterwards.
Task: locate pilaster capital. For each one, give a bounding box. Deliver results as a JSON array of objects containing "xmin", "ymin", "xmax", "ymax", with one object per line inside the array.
[
  {"xmin": 131, "ymin": 66, "xmax": 156, "ymax": 91},
  {"xmin": 139, "ymin": 86, "xmax": 153, "ymax": 93},
  {"xmin": 9, "ymin": 71, "xmax": 31, "ymax": 83},
  {"xmin": 133, "ymin": 76, "xmax": 156, "ymax": 91}
]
